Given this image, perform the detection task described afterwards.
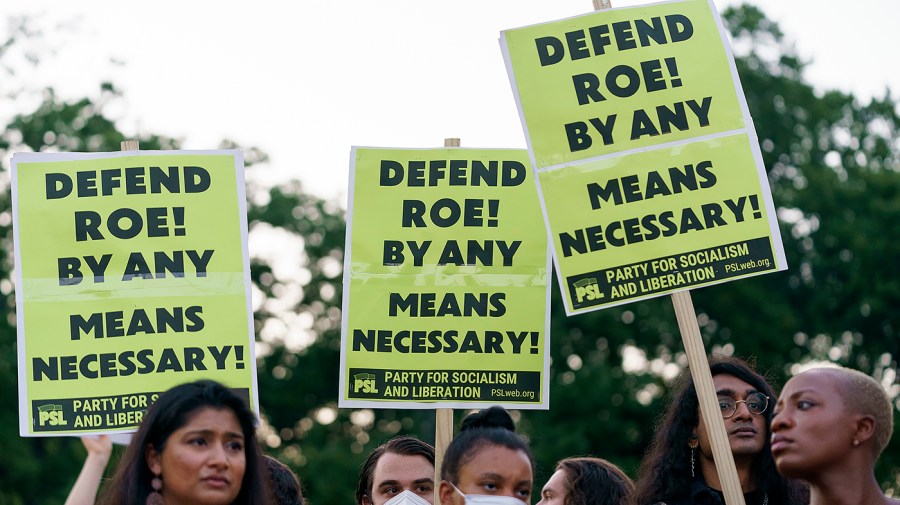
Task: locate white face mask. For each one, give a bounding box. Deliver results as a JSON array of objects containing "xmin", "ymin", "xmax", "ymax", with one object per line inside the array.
[
  {"xmin": 449, "ymin": 482, "xmax": 529, "ymax": 505},
  {"xmin": 384, "ymin": 490, "xmax": 432, "ymax": 505}
]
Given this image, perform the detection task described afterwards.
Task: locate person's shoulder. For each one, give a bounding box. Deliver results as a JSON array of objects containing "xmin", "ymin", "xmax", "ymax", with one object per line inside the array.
[{"xmin": 650, "ymin": 498, "xmax": 691, "ymax": 505}]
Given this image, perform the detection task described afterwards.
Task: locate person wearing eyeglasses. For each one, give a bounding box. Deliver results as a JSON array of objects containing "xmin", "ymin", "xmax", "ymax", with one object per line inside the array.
[{"xmin": 630, "ymin": 355, "xmax": 807, "ymax": 505}]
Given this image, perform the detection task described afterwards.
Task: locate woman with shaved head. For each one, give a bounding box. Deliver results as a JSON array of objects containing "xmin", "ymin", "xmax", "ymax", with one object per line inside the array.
[{"xmin": 771, "ymin": 366, "xmax": 899, "ymax": 505}]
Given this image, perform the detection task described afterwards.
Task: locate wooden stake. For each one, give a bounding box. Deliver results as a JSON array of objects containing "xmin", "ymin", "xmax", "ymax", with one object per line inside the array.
[
  {"xmin": 434, "ymin": 408, "xmax": 454, "ymax": 500},
  {"xmin": 120, "ymin": 139, "xmax": 139, "ymax": 151},
  {"xmin": 672, "ymin": 291, "xmax": 746, "ymax": 505},
  {"xmin": 433, "ymin": 137, "xmax": 460, "ymax": 504}
]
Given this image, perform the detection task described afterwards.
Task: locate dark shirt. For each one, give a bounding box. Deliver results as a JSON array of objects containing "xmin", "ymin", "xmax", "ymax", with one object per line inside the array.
[{"xmin": 657, "ymin": 478, "xmax": 768, "ymax": 505}]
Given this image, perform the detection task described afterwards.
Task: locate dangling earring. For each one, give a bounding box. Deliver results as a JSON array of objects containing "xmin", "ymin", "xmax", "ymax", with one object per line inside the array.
[
  {"xmin": 690, "ymin": 445, "xmax": 696, "ymax": 477},
  {"xmin": 688, "ymin": 434, "xmax": 699, "ymax": 478},
  {"xmin": 147, "ymin": 473, "xmax": 164, "ymax": 505}
]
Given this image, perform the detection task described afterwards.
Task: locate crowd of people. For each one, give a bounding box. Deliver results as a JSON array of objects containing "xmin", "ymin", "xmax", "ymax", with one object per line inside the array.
[{"xmin": 63, "ymin": 357, "xmax": 897, "ymax": 505}]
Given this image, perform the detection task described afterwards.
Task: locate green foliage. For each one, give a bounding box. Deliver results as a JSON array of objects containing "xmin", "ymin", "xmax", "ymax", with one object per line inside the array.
[{"xmin": 1, "ymin": 4, "xmax": 899, "ymax": 504}]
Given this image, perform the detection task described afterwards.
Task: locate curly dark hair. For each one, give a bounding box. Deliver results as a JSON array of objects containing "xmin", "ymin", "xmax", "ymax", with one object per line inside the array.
[
  {"xmin": 556, "ymin": 457, "xmax": 634, "ymax": 505},
  {"xmin": 630, "ymin": 355, "xmax": 806, "ymax": 505}
]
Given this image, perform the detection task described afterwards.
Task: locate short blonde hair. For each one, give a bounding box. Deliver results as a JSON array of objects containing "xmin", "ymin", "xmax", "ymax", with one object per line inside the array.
[{"xmin": 823, "ymin": 367, "xmax": 894, "ymax": 457}]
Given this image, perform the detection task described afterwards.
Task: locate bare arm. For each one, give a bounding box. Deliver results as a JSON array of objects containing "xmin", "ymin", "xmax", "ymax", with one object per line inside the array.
[{"xmin": 64, "ymin": 435, "xmax": 113, "ymax": 505}]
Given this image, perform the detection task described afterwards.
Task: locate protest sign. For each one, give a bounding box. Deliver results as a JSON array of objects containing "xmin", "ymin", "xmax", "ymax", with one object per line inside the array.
[
  {"xmin": 340, "ymin": 147, "xmax": 550, "ymax": 409},
  {"xmin": 502, "ymin": 0, "xmax": 786, "ymax": 314},
  {"xmin": 12, "ymin": 150, "xmax": 257, "ymax": 436}
]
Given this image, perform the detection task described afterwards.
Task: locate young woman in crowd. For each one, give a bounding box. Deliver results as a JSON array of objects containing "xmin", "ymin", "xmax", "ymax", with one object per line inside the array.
[
  {"xmin": 438, "ymin": 406, "xmax": 534, "ymax": 505},
  {"xmin": 98, "ymin": 379, "xmax": 270, "ymax": 505},
  {"xmin": 772, "ymin": 366, "xmax": 899, "ymax": 505},
  {"xmin": 537, "ymin": 457, "xmax": 634, "ymax": 505},
  {"xmin": 631, "ymin": 355, "xmax": 806, "ymax": 505}
]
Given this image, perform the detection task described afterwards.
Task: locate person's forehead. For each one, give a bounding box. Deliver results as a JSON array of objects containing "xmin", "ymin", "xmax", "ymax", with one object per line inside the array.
[
  {"xmin": 713, "ymin": 373, "xmax": 756, "ymax": 392},
  {"xmin": 460, "ymin": 445, "xmax": 532, "ymax": 481},
  {"xmin": 784, "ymin": 369, "xmax": 841, "ymax": 395},
  {"xmin": 179, "ymin": 407, "xmax": 241, "ymax": 432},
  {"xmin": 373, "ymin": 452, "xmax": 434, "ymax": 483},
  {"xmin": 543, "ymin": 469, "xmax": 569, "ymax": 492}
]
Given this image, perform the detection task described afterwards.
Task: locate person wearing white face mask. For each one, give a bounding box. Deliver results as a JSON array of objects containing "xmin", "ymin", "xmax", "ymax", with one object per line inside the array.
[
  {"xmin": 385, "ymin": 490, "xmax": 434, "ymax": 505},
  {"xmin": 357, "ymin": 436, "xmax": 437, "ymax": 505},
  {"xmin": 438, "ymin": 406, "xmax": 534, "ymax": 505}
]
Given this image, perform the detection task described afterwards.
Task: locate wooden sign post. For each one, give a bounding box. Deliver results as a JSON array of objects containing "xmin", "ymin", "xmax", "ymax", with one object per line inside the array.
[
  {"xmin": 671, "ymin": 291, "xmax": 746, "ymax": 505},
  {"xmin": 433, "ymin": 137, "xmax": 461, "ymax": 504}
]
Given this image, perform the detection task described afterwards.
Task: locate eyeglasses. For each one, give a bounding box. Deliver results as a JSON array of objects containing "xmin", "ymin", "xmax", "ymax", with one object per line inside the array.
[{"xmin": 718, "ymin": 392, "xmax": 769, "ymax": 418}]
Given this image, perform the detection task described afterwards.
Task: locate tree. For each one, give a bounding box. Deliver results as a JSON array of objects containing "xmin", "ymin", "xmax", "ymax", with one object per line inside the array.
[{"xmin": 0, "ymin": 4, "xmax": 898, "ymax": 504}]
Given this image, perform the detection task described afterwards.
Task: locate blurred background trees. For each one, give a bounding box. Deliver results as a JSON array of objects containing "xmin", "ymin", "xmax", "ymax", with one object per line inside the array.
[{"xmin": 0, "ymin": 4, "xmax": 898, "ymax": 504}]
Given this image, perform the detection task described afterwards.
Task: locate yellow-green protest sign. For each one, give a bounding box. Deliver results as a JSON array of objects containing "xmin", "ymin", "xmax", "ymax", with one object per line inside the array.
[
  {"xmin": 540, "ymin": 133, "xmax": 784, "ymax": 313},
  {"xmin": 501, "ymin": 0, "xmax": 745, "ymax": 168},
  {"xmin": 340, "ymin": 147, "xmax": 550, "ymax": 409},
  {"xmin": 502, "ymin": 0, "xmax": 786, "ymax": 315},
  {"xmin": 12, "ymin": 150, "xmax": 257, "ymax": 436}
]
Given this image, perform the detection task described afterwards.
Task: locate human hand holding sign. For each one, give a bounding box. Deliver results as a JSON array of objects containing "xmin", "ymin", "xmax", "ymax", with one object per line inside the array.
[{"xmin": 64, "ymin": 435, "xmax": 113, "ymax": 505}]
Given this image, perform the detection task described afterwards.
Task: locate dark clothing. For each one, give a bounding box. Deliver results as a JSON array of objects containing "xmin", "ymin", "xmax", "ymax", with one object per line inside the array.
[{"xmin": 657, "ymin": 478, "xmax": 768, "ymax": 505}]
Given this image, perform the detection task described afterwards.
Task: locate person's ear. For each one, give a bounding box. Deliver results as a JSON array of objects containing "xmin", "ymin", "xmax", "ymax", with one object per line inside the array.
[
  {"xmin": 852, "ymin": 414, "xmax": 876, "ymax": 446},
  {"xmin": 362, "ymin": 494, "xmax": 373, "ymax": 505},
  {"xmin": 145, "ymin": 443, "xmax": 162, "ymax": 475},
  {"xmin": 439, "ymin": 480, "xmax": 458, "ymax": 505},
  {"xmin": 688, "ymin": 432, "xmax": 699, "ymax": 448}
]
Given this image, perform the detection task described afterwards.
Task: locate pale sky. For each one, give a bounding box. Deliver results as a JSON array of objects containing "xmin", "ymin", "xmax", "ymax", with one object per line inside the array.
[{"xmin": 2, "ymin": 0, "xmax": 898, "ymax": 202}]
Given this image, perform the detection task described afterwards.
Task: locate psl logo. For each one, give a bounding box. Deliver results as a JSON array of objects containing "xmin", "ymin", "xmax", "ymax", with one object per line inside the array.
[
  {"xmin": 573, "ymin": 277, "xmax": 603, "ymax": 303},
  {"xmin": 37, "ymin": 404, "xmax": 67, "ymax": 427},
  {"xmin": 353, "ymin": 373, "xmax": 378, "ymax": 394}
]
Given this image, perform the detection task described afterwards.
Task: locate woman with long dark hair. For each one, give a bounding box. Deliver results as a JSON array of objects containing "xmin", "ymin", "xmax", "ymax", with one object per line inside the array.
[
  {"xmin": 631, "ymin": 355, "xmax": 806, "ymax": 505},
  {"xmin": 98, "ymin": 380, "xmax": 269, "ymax": 505}
]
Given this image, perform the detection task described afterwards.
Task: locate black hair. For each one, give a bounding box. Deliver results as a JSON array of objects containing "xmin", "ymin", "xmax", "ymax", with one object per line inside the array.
[
  {"xmin": 440, "ymin": 406, "xmax": 533, "ymax": 484},
  {"xmin": 99, "ymin": 380, "xmax": 268, "ymax": 505},
  {"xmin": 265, "ymin": 455, "xmax": 305, "ymax": 505},
  {"xmin": 630, "ymin": 355, "xmax": 807, "ymax": 505},
  {"xmin": 356, "ymin": 435, "xmax": 436, "ymax": 505}
]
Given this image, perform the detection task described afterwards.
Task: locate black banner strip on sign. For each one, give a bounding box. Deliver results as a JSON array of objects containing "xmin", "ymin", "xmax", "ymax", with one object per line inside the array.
[
  {"xmin": 31, "ymin": 388, "xmax": 251, "ymax": 432},
  {"xmin": 567, "ymin": 237, "xmax": 776, "ymax": 309},
  {"xmin": 347, "ymin": 369, "xmax": 540, "ymax": 403}
]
